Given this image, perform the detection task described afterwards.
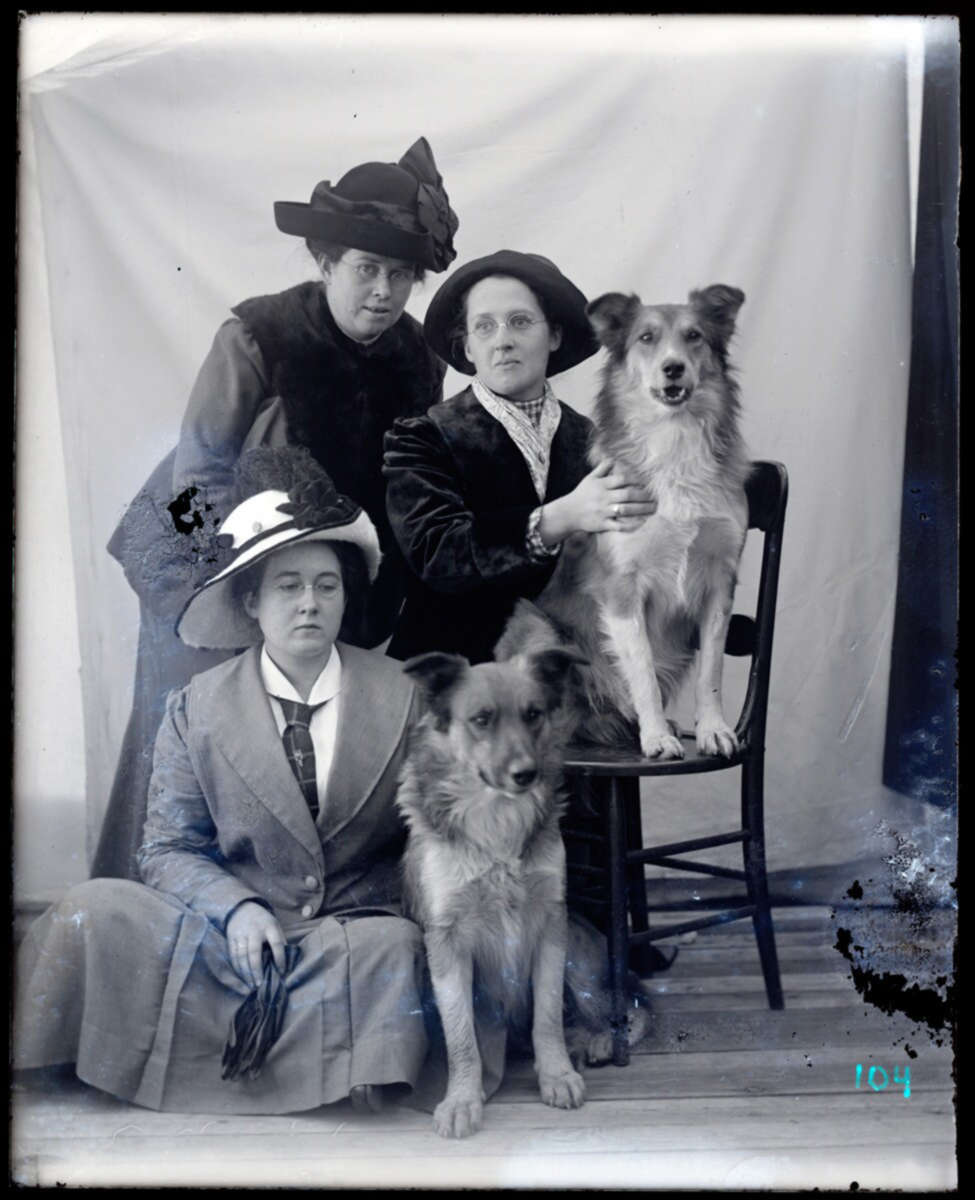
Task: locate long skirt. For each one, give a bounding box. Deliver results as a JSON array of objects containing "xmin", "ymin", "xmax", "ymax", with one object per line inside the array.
[
  {"xmin": 13, "ymin": 880, "xmax": 509, "ymax": 1115},
  {"xmin": 13, "ymin": 880, "xmax": 434, "ymax": 1113}
]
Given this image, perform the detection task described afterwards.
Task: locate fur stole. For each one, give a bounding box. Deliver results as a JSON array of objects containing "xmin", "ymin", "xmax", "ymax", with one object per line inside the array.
[{"xmin": 232, "ymin": 283, "xmax": 444, "ymax": 533}]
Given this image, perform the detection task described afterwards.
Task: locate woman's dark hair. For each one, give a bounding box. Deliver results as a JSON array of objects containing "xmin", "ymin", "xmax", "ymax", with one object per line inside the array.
[
  {"xmin": 231, "ymin": 538, "xmax": 370, "ymax": 644},
  {"xmin": 446, "ymin": 274, "xmax": 560, "ymax": 367},
  {"xmin": 331, "ymin": 541, "xmax": 369, "ymax": 643},
  {"xmin": 307, "ymin": 239, "xmax": 426, "ymax": 284}
]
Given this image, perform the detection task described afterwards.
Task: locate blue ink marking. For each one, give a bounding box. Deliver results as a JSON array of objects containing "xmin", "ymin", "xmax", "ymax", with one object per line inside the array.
[{"xmin": 854, "ymin": 1063, "xmax": 910, "ymax": 1098}]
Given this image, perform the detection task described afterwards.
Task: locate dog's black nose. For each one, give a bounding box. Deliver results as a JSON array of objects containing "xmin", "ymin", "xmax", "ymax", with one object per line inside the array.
[
  {"xmin": 511, "ymin": 768, "xmax": 537, "ymax": 788},
  {"xmin": 662, "ymin": 359, "xmax": 685, "ymax": 380}
]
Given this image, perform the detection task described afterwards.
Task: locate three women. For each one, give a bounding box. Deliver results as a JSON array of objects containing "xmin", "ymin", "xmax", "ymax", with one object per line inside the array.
[{"xmin": 25, "ymin": 145, "xmax": 661, "ymax": 1114}]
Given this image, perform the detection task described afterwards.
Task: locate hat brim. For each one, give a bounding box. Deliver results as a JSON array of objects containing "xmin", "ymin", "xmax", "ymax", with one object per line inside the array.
[
  {"xmin": 177, "ymin": 514, "xmax": 381, "ymax": 650},
  {"xmin": 422, "ymin": 250, "xmax": 600, "ymax": 377},
  {"xmin": 274, "ymin": 202, "xmax": 437, "ymax": 271}
]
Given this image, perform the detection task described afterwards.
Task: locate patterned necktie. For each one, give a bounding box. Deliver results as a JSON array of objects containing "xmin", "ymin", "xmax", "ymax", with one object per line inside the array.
[{"xmin": 274, "ymin": 698, "xmax": 327, "ymax": 821}]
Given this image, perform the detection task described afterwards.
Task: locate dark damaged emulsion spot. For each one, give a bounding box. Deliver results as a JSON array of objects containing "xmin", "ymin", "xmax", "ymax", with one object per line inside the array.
[
  {"xmin": 832, "ymin": 822, "xmax": 957, "ymax": 1039},
  {"xmin": 834, "ymin": 926, "xmax": 953, "ymax": 1033},
  {"xmin": 168, "ymin": 486, "xmax": 210, "ymax": 535}
]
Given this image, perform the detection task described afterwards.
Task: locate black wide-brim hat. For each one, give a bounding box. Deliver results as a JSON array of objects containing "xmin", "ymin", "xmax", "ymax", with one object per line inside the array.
[
  {"xmin": 422, "ymin": 249, "xmax": 600, "ymax": 377},
  {"xmin": 274, "ymin": 137, "xmax": 458, "ymax": 273}
]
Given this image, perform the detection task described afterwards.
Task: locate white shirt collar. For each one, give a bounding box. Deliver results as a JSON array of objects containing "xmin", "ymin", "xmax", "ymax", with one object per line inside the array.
[{"xmin": 259, "ymin": 644, "xmax": 342, "ymax": 706}]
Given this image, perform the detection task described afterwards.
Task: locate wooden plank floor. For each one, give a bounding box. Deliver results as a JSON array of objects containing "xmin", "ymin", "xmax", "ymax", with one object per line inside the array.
[{"xmin": 10, "ymin": 906, "xmax": 956, "ymax": 1190}]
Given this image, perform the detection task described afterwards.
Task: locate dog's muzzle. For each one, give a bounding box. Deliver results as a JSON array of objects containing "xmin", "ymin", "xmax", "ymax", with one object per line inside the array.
[
  {"xmin": 654, "ymin": 384, "xmax": 690, "ymax": 406},
  {"xmin": 478, "ymin": 766, "xmax": 538, "ymax": 794}
]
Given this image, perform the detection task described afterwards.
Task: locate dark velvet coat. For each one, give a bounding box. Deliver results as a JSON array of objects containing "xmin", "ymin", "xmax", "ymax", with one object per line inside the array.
[{"xmin": 383, "ymin": 386, "xmax": 595, "ymax": 665}]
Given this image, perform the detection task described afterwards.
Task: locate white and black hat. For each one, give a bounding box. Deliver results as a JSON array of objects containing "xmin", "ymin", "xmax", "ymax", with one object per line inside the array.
[{"xmin": 177, "ymin": 448, "xmax": 381, "ymax": 650}]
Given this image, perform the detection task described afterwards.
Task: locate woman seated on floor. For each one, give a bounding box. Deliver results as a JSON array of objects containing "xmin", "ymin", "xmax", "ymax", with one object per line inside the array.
[{"xmin": 13, "ymin": 447, "xmax": 429, "ymax": 1115}]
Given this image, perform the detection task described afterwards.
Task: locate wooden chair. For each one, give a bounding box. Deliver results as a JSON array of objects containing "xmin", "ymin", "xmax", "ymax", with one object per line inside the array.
[{"xmin": 562, "ymin": 460, "xmax": 789, "ymax": 1065}]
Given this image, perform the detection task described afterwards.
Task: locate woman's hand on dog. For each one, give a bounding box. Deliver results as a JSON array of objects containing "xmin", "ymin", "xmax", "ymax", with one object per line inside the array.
[
  {"xmin": 225, "ymin": 901, "xmax": 287, "ymax": 988},
  {"xmin": 538, "ymin": 458, "xmax": 656, "ymax": 545}
]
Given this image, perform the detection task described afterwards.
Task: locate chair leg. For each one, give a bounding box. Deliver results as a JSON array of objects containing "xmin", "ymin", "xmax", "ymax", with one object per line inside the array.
[
  {"xmin": 606, "ymin": 775, "xmax": 631, "ymax": 1065},
  {"xmin": 563, "ymin": 777, "xmax": 609, "ymax": 928},
  {"xmin": 623, "ymin": 777, "xmax": 648, "ymax": 932},
  {"xmin": 622, "ymin": 776, "xmax": 657, "ymax": 978},
  {"xmin": 742, "ymin": 760, "xmax": 784, "ymax": 1010}
]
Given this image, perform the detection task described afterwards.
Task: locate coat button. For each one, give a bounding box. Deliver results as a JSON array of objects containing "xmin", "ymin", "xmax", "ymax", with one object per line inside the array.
[
  {"xmin": 301, "ymin": 904, "xmax": 314, "ymax": 919},
  {"xmin": 304, "ymin": 875, "xmax": 317, "ymax": 889}
]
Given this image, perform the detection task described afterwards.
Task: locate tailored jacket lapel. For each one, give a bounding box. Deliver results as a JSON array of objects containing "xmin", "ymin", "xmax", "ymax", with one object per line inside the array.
[
  {"xmin": 198, "ymin": 646, "xmax": 324, "ymax": 869},
  {"xmin": 319, "ymin": 642, "xmax": 414, "ymax": 845}
]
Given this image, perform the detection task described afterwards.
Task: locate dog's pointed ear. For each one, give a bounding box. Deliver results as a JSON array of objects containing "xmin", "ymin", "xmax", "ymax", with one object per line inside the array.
[
  {"xmin": 586, "ymin": 293, "xmax": 641, "ymax": 355},
  {"xmin": 528, "ymin": 647, "xmax": 589, "ymax": 711},
  {"xmin": 403, "ymin": 652, "xmax": 469, "ymax": 731},
  {"xmin": 689, "ymin": 285, "xmax": 745, "ymax": 353}
]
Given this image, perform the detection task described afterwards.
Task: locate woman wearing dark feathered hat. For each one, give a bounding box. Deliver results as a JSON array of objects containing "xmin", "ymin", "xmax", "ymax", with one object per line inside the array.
[
  {"xmin": 383, "ymin": 249, "xmax": 655, "ymax": 665},
  {"xmin": 96, "ymin": 138, "xmax": 459, "ymax": 881},
  {"xmin": 16, "ymin": 448, "xmax": 431, "ymax": 1116}
]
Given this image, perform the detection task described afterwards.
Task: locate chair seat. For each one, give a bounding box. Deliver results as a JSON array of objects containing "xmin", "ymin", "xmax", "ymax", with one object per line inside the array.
[{"xmin": 564, "ymin": 735, "xmax": 746, "ymax": 777}]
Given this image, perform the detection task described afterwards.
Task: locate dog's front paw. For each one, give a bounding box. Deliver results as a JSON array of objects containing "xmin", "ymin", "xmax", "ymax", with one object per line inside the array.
[
  {"xmin": 538, "ymin": 1067, "xmax": 586, "ymax": 1110},
  {"xmin": 696, "ymin": 720, "xmax": 739, "ymax": 758},
  {"xmin": 433, "ymin": 1092, "xmax": 484, "ymax": 1138},
  {"xmin": 640, "ymin": 729, "xmax": 685, "ymax": 760}
]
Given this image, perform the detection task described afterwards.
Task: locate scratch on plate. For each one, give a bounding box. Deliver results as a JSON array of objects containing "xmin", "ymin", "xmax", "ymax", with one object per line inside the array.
[
  {"xmin": 839, "ymin": 595, "xmax": 894, "ymax": 741},
  {"xmin": 111, "ymin": 1124, "xmax": 143, "ymax": 1141}
]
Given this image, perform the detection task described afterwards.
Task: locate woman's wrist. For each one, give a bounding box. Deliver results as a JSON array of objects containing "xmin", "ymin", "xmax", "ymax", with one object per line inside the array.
[
  {"xmin": 537, "ymin": 496, "xmax": 574, "ymax": 548},
  {"xmin": 223, "ymin": 897, "xmax": 272, "ymax": 934}
]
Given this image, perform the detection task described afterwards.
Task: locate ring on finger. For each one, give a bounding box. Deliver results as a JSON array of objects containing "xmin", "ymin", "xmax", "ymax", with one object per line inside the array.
[{"xmin": 613, "ymin": 503, "xmax": 621, "ymax": 519}]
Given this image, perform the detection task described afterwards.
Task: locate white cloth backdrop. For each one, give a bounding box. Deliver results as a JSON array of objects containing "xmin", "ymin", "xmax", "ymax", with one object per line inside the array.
[{"xmin": 17, "ymin": 15, "xmax": 937, "ymax": 903}]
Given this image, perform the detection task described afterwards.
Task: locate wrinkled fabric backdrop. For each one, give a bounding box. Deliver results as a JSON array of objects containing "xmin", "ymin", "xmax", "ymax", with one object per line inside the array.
[{"xmin": 16, "ymin": 16, "xmax": 952, "ymax": 904}]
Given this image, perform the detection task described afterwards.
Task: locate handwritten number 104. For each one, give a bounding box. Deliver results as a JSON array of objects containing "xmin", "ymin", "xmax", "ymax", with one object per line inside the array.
[{"xmin": 855, "ymin": 1063, "xmax": 910, "ymax": 1098}]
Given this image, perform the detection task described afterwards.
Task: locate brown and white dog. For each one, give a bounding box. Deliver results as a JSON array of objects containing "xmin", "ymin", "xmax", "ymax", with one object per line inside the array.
[
  {"xmin": 397, "ymin": 650, "xmax": 650, "ymax": 1138},
  {"xmin": 497, "ymin": 285, "xmax": 750, "ymax": 760}
]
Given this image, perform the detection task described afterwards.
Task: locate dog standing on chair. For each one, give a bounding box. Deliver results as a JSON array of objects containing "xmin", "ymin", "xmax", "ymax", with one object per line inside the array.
[
  {"xmin": 396, "ymin": 649, "xmax": 649, "ymax": 1138},
  {"xmin": 497, "ymin": 284, "xmax": 751, "ymax": 761}
]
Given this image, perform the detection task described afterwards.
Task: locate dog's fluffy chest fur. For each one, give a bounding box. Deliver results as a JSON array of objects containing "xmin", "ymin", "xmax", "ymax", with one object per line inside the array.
[
  {"xmin": 400, "ymin": 770, "xmax": 564, "ymax": 926},
  {"xmin": 594, "ymin": 423, "xmax": 748, "ymax": 616},
  {"xmin": 398, "ymin": 760, "xmax": 565, "ymax": 1004}
]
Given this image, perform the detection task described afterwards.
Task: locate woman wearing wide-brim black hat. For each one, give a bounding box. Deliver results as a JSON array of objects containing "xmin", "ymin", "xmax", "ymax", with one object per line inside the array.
[
  {"xmin": 383, "ymin": 249, "xmax": 655, "ymax": 665},
  {"xmin": 94, "ymin": 138, "xmax": 459, "ymax": 882}
]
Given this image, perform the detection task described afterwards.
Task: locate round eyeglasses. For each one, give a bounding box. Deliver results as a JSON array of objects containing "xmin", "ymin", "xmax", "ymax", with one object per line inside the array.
[
  {"xmin": 342, "ymin": 260, "xmax": 416, "ymax": 287},
  {"xmin": 467, "ymin": 314, "xmax": 547, "ymax": 340}
]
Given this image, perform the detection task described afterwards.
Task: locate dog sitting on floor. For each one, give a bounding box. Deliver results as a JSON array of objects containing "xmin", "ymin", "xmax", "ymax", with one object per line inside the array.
[
  {"xmin": 496, "ymin": 285, "xmax": 751, "ymax": 761},
  {"xmin": 396, "ymin": 650, "xmax": 650, "ymax": 1139}
]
